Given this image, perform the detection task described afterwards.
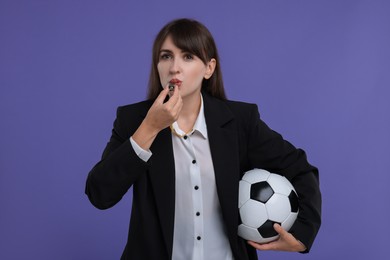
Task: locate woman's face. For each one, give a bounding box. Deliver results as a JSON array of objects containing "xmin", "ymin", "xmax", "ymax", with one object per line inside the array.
[{"xmin": 157, "ymin": 36, "xmax": 215, "ymax": 100}]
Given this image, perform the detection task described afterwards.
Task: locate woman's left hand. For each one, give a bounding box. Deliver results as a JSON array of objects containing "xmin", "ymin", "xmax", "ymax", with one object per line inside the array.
[{"xmin": 247, "ymin": 223, "xmax": 306, "ymax": 252}]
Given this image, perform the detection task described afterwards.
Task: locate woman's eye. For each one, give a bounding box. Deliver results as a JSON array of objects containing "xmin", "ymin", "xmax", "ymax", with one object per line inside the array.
[
  {"xmin": 160, "ymin": 54, "xmax": 172, "ymax": 60},
  {"xmin": 184, "ymin": 54, "xmax": 194, "ymax": 60}
]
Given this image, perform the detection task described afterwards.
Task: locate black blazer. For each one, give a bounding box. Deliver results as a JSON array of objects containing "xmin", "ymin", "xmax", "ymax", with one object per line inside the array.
[{"xmin": 86, "ymin": 92, "xmax": 321, "ymax": 260}]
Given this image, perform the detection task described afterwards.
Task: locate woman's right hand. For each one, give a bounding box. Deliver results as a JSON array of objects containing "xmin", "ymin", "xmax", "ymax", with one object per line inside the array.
[
  {"xmin": 144, "ymin": 84, "xmax": 183, "ymax": 132},
  {"xmin": 131, "ymin": 84, "xmax": 182, "ymax": 150}
]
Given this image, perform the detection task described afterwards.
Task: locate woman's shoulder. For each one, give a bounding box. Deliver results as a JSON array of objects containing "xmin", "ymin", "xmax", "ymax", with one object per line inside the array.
[
  {"xmin": 203, "ymin": 92, "xmax": 261, "ymax": 121},
  {"xmin": 204, "ymin": 92, "xmax": 258, "ymax": 111},
  {"xmin": 222, "ymin": 98, "xmax": 260, "ymax": 118},
  {"xmin": 224, "ymin": 99, "xmax": 258, "ymax": 110}
]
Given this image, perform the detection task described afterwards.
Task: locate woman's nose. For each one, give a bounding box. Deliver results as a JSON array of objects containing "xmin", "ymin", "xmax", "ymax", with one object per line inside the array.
[{"xmin": 169, "ymin": 59, "xmax": 180, "ymax": 74}]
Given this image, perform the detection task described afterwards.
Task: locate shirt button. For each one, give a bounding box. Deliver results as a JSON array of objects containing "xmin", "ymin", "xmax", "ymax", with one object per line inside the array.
[
  {"xmin": 192, "ymin": 160, "xmax": 196, "ymax": 164},
  {"xmin": 197, "ymin": 236, "xmax": 201, "ymax": 240},
  {"xmin": 194, "ymin": 186, "xmax": 199, "ymax": 190},
  {"xmin": 183, "ymin": 135, "xmax": 188, "ymax": 140},
  {"xmin": 196, "ymin": 212, "xmax": 200, "ymax": 216}
]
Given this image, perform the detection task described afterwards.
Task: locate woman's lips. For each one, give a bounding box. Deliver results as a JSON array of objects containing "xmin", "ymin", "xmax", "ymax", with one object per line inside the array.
[{"xmin": 169, "ymin": 79, "xmax": 182, "ymax": 87}]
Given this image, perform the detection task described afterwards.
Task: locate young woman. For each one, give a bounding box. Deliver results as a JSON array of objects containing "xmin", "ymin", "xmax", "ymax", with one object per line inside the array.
[{"xmin": 86, "ymin": 18, "xmax": 321, "ymax": 260}]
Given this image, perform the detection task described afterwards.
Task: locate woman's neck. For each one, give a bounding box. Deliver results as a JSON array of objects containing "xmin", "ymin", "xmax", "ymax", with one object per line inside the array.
[{"xmin": 177, "ymin": 92, "xmax": 201, "ymax": 133}]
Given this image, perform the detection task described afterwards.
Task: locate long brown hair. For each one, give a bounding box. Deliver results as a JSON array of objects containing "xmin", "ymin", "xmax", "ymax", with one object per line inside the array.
[{"xmin": 147, "ymin": 18, "xmax": 226, "ymax": 100}]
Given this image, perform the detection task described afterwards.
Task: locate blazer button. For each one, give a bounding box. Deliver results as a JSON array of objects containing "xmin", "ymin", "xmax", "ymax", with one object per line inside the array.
[
  {"xmin": 197, "ymin": 236, "xmax": 201, "ymax": 240},
  {"xmin": 192, "ymin": 160, "xmax": 196, "ymax": 164}
]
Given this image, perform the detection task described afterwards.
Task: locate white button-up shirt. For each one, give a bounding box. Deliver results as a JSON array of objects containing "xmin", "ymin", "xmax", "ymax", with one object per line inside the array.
[{"xmin": 130, "ymin": 94, "xmax": 233, "ymax": 260}]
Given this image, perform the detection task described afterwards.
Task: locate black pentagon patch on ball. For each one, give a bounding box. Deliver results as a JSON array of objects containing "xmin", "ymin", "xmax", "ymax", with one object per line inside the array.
[
  {"xmin": 288, "ymin": 191, "xmax": 299, "ymax": 213},
  {"xmin": 250, "ymin": 182, "xmax": 274, "ymax": 203},
  {"xmin": 258, "ymin": 220, "xmax": 280, "ymax": 238}
]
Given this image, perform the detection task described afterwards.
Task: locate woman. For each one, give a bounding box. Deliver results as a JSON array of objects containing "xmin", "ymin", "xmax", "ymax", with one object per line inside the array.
[{"xmin": 85, "ymin": 18, "xmax": 321, "ymax": 260}]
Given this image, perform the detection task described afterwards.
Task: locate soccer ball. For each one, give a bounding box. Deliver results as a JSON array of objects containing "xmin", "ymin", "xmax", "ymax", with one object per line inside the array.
[{"xmin": 238, "ymin": 168, "xmax": 299, "ymax": 244}]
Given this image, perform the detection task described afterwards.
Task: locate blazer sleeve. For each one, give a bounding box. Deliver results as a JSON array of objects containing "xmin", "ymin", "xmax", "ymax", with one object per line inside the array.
[
  {"xmin": 85, "ymin": 106, "xmax": 150, "ymax": 210},
  {"xmin": 246, "ymin": 104, "xmax": 321, "ymax": 253}
]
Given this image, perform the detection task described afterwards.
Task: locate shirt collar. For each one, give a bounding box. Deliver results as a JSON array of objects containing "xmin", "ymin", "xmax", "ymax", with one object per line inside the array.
[{"xmin": 171, "ymin": 93, "xmax": 208, "ymax": 139}]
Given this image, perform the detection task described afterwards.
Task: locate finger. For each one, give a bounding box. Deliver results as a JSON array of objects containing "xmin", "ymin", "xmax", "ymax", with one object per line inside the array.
[
  {"xmin": 155, "ymin": 87, "xmax": 170, "ymax": 104},
  {"xmin": 274, "ymin": 223, "xmax": 287, "ymax": 238},
  {"xmin": 247, "ymin": 240, "xmax": 278, "ymax": 251},
  {"xmin": 273, "ymin": 223, "xmax": 306, "ymax": 251},
  {"xmin": 273, "ymin": 223, "xmax": 293, "ymax": 245},
  {"xmin": 171, "ymin": 94, "xmax": 183, "ymax": 118},
  {"xmin": 274, "ymin": 223, "xmax": 296, "ymax": 243}
]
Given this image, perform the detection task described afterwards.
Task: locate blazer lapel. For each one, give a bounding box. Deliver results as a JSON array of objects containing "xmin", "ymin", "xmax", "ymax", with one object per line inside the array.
[
  {"xmin": 203, "ymin": 93, "xmax": 241, "ymax": 253},
  {"xmin": 135, "ymin": 105, "xmax": 176, "ymax": 257},
  {"xmin": 148, "ymin": 127, "xmax": 176, "ymax": 258}
]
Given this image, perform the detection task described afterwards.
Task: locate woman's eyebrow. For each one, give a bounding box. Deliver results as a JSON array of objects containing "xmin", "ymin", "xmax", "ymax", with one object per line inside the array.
[
  {"xmin": 159, "ymin": 49, "xmax": 173, "ymax": 53},
  {"xmin": 159, "ymin": 49, "xmax": 189, "ymax": 54}
]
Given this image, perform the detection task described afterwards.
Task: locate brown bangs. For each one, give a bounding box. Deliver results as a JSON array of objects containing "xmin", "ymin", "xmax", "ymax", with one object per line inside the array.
[{"xmin": 168, "ymin": 22, "xmax": 209, "ymax": 64}]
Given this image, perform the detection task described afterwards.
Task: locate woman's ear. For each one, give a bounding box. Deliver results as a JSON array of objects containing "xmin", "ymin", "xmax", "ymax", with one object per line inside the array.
[{"xmin": 204, "ymin": 58, "xmax": 216, "ymax": 79}]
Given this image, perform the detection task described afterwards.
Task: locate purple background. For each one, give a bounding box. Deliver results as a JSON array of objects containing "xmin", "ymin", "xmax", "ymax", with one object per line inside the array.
[{"xmin": 1, "ymin": 1, "xmax": 389, "ymax": 259}]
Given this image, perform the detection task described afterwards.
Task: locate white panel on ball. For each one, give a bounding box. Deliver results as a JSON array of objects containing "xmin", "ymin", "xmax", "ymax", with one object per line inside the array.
[
  {"xmin": 238, "ymin": 180, "xmax": 251, "ymax": 208},
  {"xmin": 237, "ymin": 224, "xmax": 263, "ymax": 242},
  {"xmin": 267, "ymin": 174, "xmax": 294, "ymax": 196},
  {"xmin": 240, "ymin": 200, "xmax": 268, "ymax": 227},
  {"xmin": 265, "ymin": 194, "xmax": 291, "ymax": 222},
  {"xmin": 282, "ymin": 212, "xmax": 298, "ymax": 231},
  {"xmin": 241, "ymin": 168, "xmax": 270, "ymax": 184}
]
